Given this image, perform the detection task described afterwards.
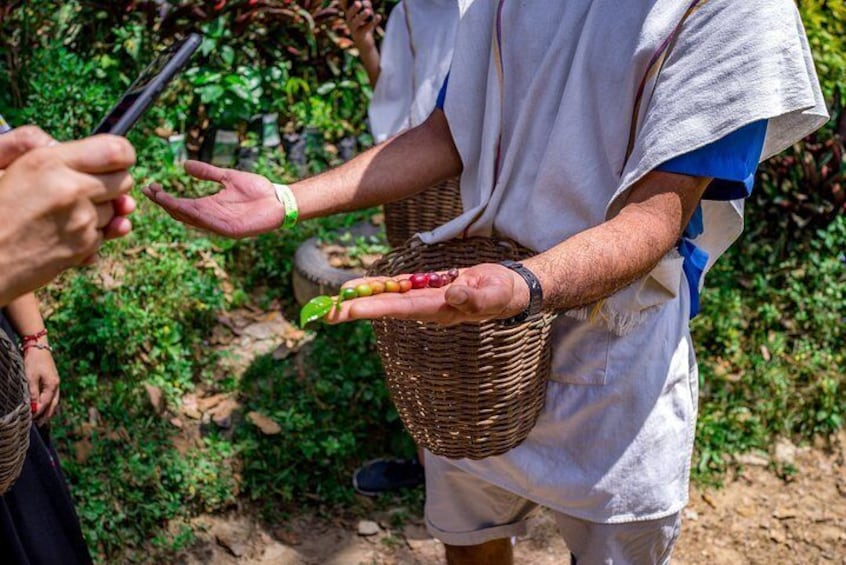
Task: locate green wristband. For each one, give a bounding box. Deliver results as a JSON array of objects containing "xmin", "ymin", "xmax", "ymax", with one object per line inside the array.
[{"xmin": 273, "ymin": 183, "xmax": 299, "ymax": 229}]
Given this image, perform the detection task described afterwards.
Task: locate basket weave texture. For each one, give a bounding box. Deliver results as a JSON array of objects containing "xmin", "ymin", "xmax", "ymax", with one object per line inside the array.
[
  {"xmin": 368, "ymin": 237, "xmax": 556, "ymax": 459},
  {"xmin": 384, "ymin": 177, "xmax": 463, "ymax": 248},
  {"xmin": 0, "ymin": 331, "xmax": 31, "ymax": 494}
]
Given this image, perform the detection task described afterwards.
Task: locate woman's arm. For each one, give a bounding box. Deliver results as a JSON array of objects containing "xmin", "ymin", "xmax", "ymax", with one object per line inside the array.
[
  {"xmin": 342, "ymin": 0, "xmax": 383, "ymax": 86},
  {"xmin": 5, "ymin": 293, "xmax": 60, "ymax": 424}
]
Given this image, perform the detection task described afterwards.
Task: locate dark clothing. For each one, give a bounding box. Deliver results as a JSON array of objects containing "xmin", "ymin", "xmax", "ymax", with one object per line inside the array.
[{"xmin": 0, "ymin": 313, "xmax": 91, "ymax": 565}]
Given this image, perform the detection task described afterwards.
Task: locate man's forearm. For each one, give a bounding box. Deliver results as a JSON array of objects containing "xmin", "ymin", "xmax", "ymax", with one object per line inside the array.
[
  {"xmin": 292, "ymin": 109, "xmax": 462, "ymax": 220},
  {"xmin": 523, "ymin": 172, "xmax": 711, "ymax": 313}
]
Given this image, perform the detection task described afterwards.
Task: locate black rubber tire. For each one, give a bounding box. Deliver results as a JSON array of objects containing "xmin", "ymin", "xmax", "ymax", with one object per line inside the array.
[{"xmin": 292, "ymin": 222, "xmax": 381, "ymax": 306}]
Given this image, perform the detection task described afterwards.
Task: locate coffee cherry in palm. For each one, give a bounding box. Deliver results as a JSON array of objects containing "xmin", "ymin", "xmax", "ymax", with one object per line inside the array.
[
  {"xmin": 446, "ymin": 268, "xmax": 459, "ymax": 283},
  {"xmin": 384, "ymin": 280, "xmax": 401, "ymax": 293},
  {"xmin": 355, "ymin": 283, "xmax": 373, "ymax": 297},
  {"xmin": 340, "ymin": 287, "xmax": 358, "ymax": 301},
  {"xmin": 409, "ymin": 273, "xmax": 429, "ymax": 289},
  {"xmin": 427, "ymin": 273, "xmax": 445, "ymax": 288},
  {"xmin": 370, "ymin": 281, "xmax": 386, "ymax": 294},
  {"xmin": 398, "ymin": 279, "xmax": 413, "ymax": 293}
]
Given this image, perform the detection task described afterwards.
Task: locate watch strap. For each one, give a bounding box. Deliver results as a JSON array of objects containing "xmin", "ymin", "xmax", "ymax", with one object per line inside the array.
[{"xmin": 498, "ymin": 260, "xmax": 543, "ymax": 326}]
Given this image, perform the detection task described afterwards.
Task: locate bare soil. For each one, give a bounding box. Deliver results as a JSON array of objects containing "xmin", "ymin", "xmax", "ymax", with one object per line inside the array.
[{"xmin": 177, "ymin": 433, "xmax": 846, "ymax": 564}]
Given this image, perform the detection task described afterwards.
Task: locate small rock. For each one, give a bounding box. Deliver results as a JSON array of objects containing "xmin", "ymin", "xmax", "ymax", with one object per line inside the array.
[
  {"xmin": 247, "ymin": 411, "xmax": 282, "ymax": 435},
  {"xmin": 357, "ymin": 520, "xmax": 381, "ymax": 536},
  {"xmin": 769, "ymin": 528, "xmax": 787, "ymax": 545},
  {"xmin": 773, "ymin": 507, "xmax": 797, "ymax": 520},
  {"xmin": 210, "ymin": 398, "xmax": 241, "ymax": 428},
  {"xmin": 260, "ymin": 542, "xmax": 296, "ymax": 563},
  {"xmin": 701, "ymin": 493, "xmax": 718, "ymax": 509},
  {"xmin": 683, "ymin": 509, "xmax": 699, "ymax": 521},
  {"xmin": 773, "ymin": 438, "xmax": 797, "ymax": 465},
  {"xmin": 215, "ymin": 528, "xmax": 247, "ymax": 557},
  {"xmin": 197, "ymin": 393, "xmax": 227, "ymax": 412},
  {"xmin": 736, "ymin": 452, "xmax": 769, "ymax": 467},
  {"xmin": 273, "ymin": 528, "xmax": 301, "ymax": 546},
  {"xmin": 736, "ymin": 504, "xmax": 756, "ymax": 518},
  {"xmin": 144, "ymin": 384, "xmax": 165, "ymax": 414}
]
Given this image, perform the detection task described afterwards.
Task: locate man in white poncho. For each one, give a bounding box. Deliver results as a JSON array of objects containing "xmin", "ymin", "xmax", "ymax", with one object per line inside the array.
[{"xmin": 145, "ymin": 1, "xmax": 827, "ymax": 561}]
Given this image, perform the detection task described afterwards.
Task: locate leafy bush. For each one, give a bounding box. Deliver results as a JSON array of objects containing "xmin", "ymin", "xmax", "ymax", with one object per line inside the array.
[
  {"xmin": 234, "ymin": 323, "xmax": 411, "ymax": 518},
  {"xmin": 693, "ymin": 215, "xmax": 846, "ymax": 477},
  {"xmin": 799, "ymin": 0, "xmax": 846, "ymax": 100}
]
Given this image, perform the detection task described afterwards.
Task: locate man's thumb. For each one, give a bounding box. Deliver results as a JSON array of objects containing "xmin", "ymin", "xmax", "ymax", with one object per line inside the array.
[{"xmin": 445, "ymin": 286, "xmax": 470, "ymax": 307}]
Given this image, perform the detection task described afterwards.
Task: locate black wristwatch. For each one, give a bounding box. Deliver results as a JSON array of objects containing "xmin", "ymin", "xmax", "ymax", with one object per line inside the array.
[{"xmin": 498, "ymin": 260, "xmax": 544, "ymax": 326}]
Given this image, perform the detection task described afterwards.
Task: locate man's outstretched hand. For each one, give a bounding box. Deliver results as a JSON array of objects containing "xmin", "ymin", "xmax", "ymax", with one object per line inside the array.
[
  {"xmin": 143, "ymin": 160, "xmax": 284, "ymax": 238},
  {"xmin": 327, "ymin": 263, "xmax": 531, "ymax": 326}
]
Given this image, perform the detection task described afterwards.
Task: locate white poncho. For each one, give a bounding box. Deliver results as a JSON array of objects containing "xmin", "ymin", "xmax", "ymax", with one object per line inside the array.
[
  {"xmin": 422, "ymin": 0, "xmax": 827, "ymax": 523},
  {"xmin": 367, "ymin": 0, "xmax": 460, "ymax": 142}
]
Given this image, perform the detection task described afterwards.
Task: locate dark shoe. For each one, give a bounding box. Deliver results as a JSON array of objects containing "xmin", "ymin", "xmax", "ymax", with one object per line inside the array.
[{"xmin": 352, "ymin": 456, "xmax": 424, "ymax": 496}]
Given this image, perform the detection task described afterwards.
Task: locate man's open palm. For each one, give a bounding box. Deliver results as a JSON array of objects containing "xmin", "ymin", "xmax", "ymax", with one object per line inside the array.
[{"xmin": 143, "ymin": 160, "xmax": 284, "ymax": 238}]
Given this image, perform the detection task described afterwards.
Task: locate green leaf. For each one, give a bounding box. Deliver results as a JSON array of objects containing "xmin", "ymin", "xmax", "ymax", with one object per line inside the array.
[{"xmin": 300, "ymin": 295, "xmax": 334, "ymax": 328}]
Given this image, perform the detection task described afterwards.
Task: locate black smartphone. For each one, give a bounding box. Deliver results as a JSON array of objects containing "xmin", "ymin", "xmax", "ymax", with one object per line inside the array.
[{"xmin": 92, "ymin": 33, "xmax": 202, "ymax": 136}]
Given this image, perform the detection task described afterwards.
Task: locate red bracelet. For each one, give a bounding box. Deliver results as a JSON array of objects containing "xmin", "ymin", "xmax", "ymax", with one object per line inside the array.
[
  {"xmin": 20, "ymin": 329, "xmax": 48, "ymax": 344},
  {"xmin": 22, "ymin": 343, "xmax": 53, "ymax": 355}
]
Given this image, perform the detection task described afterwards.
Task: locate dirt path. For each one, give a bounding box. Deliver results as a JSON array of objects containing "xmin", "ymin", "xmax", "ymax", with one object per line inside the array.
[{"xmin": 180, "ymin": 433, "xmax": 845, "ymax": 564}]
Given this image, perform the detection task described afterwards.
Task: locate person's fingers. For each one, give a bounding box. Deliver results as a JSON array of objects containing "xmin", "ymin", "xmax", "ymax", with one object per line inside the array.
[
  {"xmin": 184, "ymin": 160, "xmax": 228, "ymax": 184},
  {"xmin": 74, "ymin": 225, "xmax": 105, "ymax": 264},
  {"xmin": 0, "ymin": 126, "xmax": 53, "ymax": 168},
  {"xmin": 87, "ymin": 170, "xmax": 134, "ymax": 203},
  {"xmin": 351, "ymin": 5, "xmax": 371, "ymax": 27},
  {"xmin": 26, "ymin": 371, "xmax": 40, "ymax": 410},
  {"xmin": 43, "ymin": 388, "xmax": 60, "ymax": 424},
  {"xmin": 112, "ymin": 194, "xmax": 137, "ymax": 217},
  {"xmin": 37, "ymin": 375, "xmax": 58, "ymax": 421},
  {"xmin": 344, "ymin": 1, "xmax": 361, "ymax": 22},
  {"xmin": 141, "ymin": 182, "xmax": 164, "ymax": 201},
  {"xmin": 330, "ymin": 288, "xmax": 455, "ymax": 323},
  {"xmin": 53, "ymin": 134, "xmax": 136, "ymax": 175},
  {"xmin": 144, "ymin": 185, "xmax": 230, "ymax": 233},
  {"xmin": 143, "ymin": 184, "xmax": 193, "ymax": 218},
  {"xmin": 361, "ymin": 13, "xmax": 382, "ymax": 33},
  {"xmin": 81, "ymin": 252, "xmax": 99, "ymax": 265},
  {"xmin": 103, "ymin": 216, "xmax": 133, "ymax": 241},
  {"xmin": 95, "ymin": 202, "xmax": 116, "ymax": 229}
]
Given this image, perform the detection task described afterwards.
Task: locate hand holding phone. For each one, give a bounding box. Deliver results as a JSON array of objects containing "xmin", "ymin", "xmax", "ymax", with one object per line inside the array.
[{"xmin": 93, "ymin": 33, "xmax": 202, "ymax": 136}]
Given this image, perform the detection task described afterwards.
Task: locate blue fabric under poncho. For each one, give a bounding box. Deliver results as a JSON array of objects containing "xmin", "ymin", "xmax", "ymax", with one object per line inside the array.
[{"xmin": 657, "ymin": 119, "xmax": 768, "ymax": 317}]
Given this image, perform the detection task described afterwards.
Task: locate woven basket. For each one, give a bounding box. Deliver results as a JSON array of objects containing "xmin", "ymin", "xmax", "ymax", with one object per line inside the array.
[
  {"xmin": 368, "ymin": 237, "xmax": 556, "ymax": 459},
  {"xmin": 0, "ymin": 331, "xmax": 30, "ymax": 494},
  {"xmin": 384, "ymin": 177, "xmax": 463, "ymax": 248}
]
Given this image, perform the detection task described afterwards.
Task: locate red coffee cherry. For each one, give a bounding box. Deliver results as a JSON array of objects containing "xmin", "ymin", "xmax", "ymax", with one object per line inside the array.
[
  {"xmin": 409, "ymin": 273, "xmax": 430, "ymax": 289},
  {"xmin": 427, "ymin": 273, "xmax": 445, "ymax": 288}
]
